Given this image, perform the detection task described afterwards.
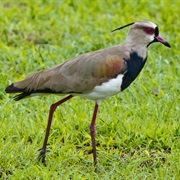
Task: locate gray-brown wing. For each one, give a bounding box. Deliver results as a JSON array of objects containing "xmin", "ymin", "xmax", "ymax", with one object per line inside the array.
[{"xmin": 6, "ymin": 46, "xmax": 128, "ymax": 99}]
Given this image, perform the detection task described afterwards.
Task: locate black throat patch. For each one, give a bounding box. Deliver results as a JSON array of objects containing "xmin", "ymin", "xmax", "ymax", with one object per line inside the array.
[{"xmin": 121, "ymin": 52, "xmax": 147, "ymax": 91}]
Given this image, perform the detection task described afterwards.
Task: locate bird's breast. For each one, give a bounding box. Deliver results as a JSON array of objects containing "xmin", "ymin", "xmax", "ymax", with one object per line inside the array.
[{"xmin": 121, "ymin": 52, "xmax": 147, "ymax": 91}]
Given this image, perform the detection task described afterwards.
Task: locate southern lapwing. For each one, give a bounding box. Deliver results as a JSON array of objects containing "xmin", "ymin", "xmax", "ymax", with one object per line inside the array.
[{"xmin": 5, "ymin": 21, "xmax": 170, "ymax": 166}]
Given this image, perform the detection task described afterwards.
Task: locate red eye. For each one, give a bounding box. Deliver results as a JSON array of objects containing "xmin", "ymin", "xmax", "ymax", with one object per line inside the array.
[{"xmin": 145, "ymin": 27, "xmax": 154, "ymax": 34}]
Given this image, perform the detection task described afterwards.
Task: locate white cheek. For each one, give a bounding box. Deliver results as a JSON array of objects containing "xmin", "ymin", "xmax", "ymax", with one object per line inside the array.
[{"xmin": 149, "ymin": 34, "xmax": 155, "ymax": 42}]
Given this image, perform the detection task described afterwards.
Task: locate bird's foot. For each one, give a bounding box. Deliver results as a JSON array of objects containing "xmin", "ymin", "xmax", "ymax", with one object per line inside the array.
[{"xmin": 38, "ymin": 148, "xmax": 46, "ymax": 166}]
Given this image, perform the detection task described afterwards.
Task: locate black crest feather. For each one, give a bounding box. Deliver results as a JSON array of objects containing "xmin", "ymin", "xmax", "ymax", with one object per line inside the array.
[{"xmin": 111, "ymin": 22, "xmax": 135, "ymax": 32}]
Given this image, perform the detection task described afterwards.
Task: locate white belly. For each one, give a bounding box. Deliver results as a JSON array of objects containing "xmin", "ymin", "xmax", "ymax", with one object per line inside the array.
[{"xmin": 74, "ymin": 74, "xmax": 124, "ymax": 101}]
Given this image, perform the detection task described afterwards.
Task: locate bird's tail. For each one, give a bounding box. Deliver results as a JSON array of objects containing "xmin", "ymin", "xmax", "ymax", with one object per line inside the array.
[{"xmin": 5, "ymin": 83, "xmax": 30, "ymax": 101}]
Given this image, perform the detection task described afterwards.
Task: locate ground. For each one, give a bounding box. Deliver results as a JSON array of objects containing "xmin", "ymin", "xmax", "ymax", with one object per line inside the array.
[{"xmin": 0, "ymin": 0, "xmax": 179, "ymax": 179}]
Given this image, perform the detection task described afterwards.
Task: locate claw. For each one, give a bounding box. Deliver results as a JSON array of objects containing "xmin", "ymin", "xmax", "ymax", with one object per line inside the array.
[{"xmin": 38, "ymin": 148, "xmax": 46, "ymax": 166}]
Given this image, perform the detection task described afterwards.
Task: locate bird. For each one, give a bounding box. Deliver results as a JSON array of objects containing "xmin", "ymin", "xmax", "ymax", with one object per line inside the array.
[{"xmin": 5, "ymin": 20, "xmax": 170, "ymax": 166}]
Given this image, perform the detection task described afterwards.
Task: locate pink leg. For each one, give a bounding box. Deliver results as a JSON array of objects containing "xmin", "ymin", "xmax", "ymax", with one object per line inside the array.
[
  {"xmin": 38, "ymin": 95, "xmax": 73, "ymax": 165},
  {"xmin": 90, "ymin": 102, "xmax": 99, "ymax": 165}
]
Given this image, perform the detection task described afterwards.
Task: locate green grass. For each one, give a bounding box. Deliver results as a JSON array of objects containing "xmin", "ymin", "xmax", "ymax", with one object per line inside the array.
[{"xmin": 0, "ymin": 0, "xmax": 179, "ymax": 179}]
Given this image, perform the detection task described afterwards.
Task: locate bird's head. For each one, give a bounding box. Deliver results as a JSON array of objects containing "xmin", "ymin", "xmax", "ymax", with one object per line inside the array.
[{"xmin": 112, "ymin": 21, "xmax": 171, "ymax": 48}]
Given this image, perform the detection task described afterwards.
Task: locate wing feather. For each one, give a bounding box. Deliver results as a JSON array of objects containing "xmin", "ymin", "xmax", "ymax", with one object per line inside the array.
[{"xmin": 10, "ymin": 45, "xmax": 128, "ymax": 96}]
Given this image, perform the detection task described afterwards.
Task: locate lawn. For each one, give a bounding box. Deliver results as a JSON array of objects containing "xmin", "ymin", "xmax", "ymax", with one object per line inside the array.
[{"xmin": 0, "ymin": 0, "xmax": 179, "ymax": 179}]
